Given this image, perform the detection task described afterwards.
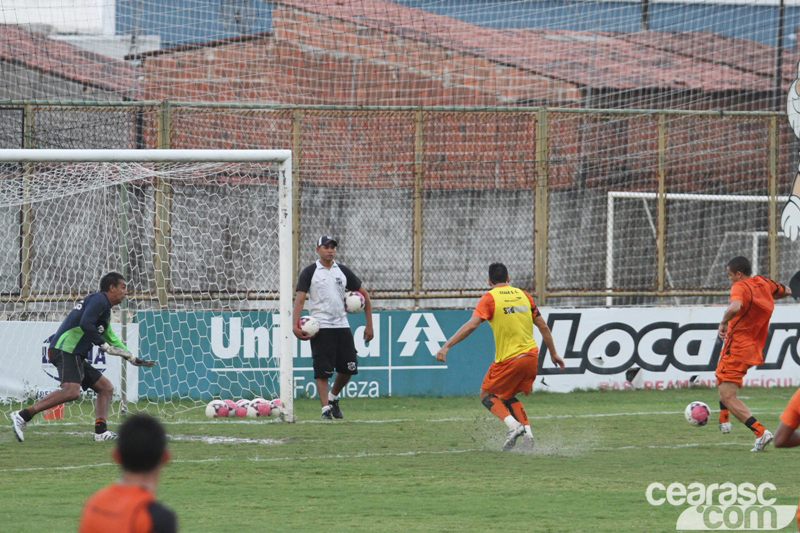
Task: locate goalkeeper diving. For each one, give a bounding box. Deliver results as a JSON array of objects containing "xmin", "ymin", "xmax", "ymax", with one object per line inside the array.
[{"xmin": 11, "ymin": 272, "xmax": 155, "ymax": 443}]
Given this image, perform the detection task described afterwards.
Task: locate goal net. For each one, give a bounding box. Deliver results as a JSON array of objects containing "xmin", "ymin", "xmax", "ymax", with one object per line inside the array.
[
  {"xmin": 606, "ymin": 190, "xmax": 791, "ymax": 305},
  {"xmin": 0, "ymin": 149, "xmax": 295, "ymax": 422}
]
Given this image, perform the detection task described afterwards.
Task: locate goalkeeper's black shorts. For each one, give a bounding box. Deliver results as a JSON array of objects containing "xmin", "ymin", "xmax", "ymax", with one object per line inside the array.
[
  {"xmin": 48, "ymin": 348, "xmax": 103, "ymax": 390},
  {"xmin": 309, "ymin": 328, "xmax": 359, "ymax": 379}
]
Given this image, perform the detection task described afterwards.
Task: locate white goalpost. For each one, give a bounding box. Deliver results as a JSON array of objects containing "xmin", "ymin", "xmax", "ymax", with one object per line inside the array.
[
  {"xmin": 0, "ymin": 149, "xmax": 295, "ymax": 422},
  {"xmin": 605, "ymin": 191, "xmax": 789, "ymax": 306}
]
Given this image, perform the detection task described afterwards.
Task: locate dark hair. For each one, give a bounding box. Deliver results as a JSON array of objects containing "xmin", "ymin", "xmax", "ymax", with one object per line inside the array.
[
  {"xmin": 100, "ymin": 272, "xmax": 125, "ymax": 293},
  {"xmin": 727, "ymin": 256, "xmax": 752, "ymax": 277},
  {"xmin": 488, "ymin": 263, "xmax": 509, "ymax": 284},
  {"xmin": 117, "ymin": 414, "xmax": 167, "ymax": 473}
]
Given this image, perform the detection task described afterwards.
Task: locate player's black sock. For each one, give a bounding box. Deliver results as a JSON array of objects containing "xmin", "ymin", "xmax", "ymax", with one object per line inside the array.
[
  {"xmin": 744, "ymin": 416, "xmax": 766, "ymax": 437},
  {"xmin": 95, "ymin": 419, "xmax": 107, "ymax": 434},
  {"xmin": 718, "ymin": 402, "xmax": 729, "ymax": 424},
  {"xmin": 19, "ymin": 408, "xmax": 34, "ymax": 422}
]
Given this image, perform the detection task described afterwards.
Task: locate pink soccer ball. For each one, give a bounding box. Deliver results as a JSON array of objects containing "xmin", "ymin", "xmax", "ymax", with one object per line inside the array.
[
  {"xmin": 205, "ymin": 400, "xmax": 229, "ymax": 419},
  {"xmin": 247, "ymin": 399, "xmax": 271, "ymax": 418},
  {"xmin": 684, "ymin": 401, "xmax": 710, "ymax": 427},
  {"xmin": 298, "ymin": 316, "xmax": 320, "ymax": 338},
  {"xmin": 344, "ymin": 291, "xmax": 366, "ymax": 314}
]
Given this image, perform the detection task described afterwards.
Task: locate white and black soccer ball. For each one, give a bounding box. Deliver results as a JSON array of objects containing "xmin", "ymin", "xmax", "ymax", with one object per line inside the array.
[
  {"xmin": 247, "ymin": 398, "xmax": 271, "ymax": 418},
  {"xmin": 298, "ymin": 316, "xmax": 320, "ymax": 337},
  {"xmin": 684, "ymin": 401, "xmax": 711, "ymax": 427},
  {"xmin": 344, "ymin": 291, "xmax": 365, "ymax": 314},
  {"xmin": 205, "ymin": 399, "xmax": 229, "ymax": 419}
]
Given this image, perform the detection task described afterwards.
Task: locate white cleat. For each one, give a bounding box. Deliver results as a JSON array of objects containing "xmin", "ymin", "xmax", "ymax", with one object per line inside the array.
[
  {"xmin": 751, "ymin": 430, "xmax": 773, "ymax": 452},
  {"xmin": 11, "ymin": 411, "xmax": 26, "ymax": 442},
  {"xmin": 719, "ymin": 422, "xmax": 732, "ymax": 434},
  {"xmin": 503, "ymin": 424, "xmax": 526, "ymax": 451},
  {"xmin": 93, "ymin": 430, "xmax": 118, "ymax": 442},
  {"xmin": 518, "ymin": 434, "xmax": 536, "ymax": 451}
]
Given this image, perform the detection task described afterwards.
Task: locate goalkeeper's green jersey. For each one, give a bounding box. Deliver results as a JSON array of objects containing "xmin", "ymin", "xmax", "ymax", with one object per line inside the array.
[{"xmin": 49, "ymin": 292, "xmax": 126, "ymax": 358}]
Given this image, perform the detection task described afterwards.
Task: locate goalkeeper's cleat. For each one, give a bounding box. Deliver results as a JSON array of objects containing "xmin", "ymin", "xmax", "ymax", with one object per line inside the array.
[
  {"xmin": 329, "ymin": 399, "xmax": 343, "ymax": 419},
  {"xmin": 321, "ymin": 406, "xmax": 333, "ymax": 420},
  {"xmin": 719, "ymin": 422, "xmax": 732, "ymax": 434},
  {"xmin": 11, "ymin": 411, "xmax": 26, "ymax": 442},
  {"xmin": 751, "ymin": 430, "xmax": 773, "ymax": 452},
  {"xmin": 93, "ymin": 430, "xmax": 117, "ymax": 442},
  {"xmin": 502, "ymin": 424, "xmax": 526, "ymax": 451}
]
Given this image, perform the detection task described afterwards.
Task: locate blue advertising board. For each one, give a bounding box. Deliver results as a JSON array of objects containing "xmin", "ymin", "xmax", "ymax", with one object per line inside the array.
[{"xmin": 137, "ymin": 310, "xmax": 494, "ymax": 400}]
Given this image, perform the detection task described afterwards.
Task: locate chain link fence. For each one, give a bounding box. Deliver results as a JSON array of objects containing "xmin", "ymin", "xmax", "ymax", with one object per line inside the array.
[{"xmin": 1, "ymin": 102, "xmax": 799, "ymax": 308}]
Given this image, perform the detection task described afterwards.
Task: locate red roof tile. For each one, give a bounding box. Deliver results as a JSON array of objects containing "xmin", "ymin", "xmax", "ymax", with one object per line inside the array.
[
  {"xmin": 0, "ymin": 25, "xmax": 136, "ymax": 95},
  {"xmin": 275, "ymin": 0, "xmax": 788, "ymax": 92}
]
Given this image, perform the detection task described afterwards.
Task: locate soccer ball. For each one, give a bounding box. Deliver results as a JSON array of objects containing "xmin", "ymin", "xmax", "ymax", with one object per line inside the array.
[
  {"xmin": 268, "ymin": 398, "xmax": 281, "ymax": 416},
  {"xmin": 298, "ymin": 316, "xmax": 320, "ymax": 337},
  {"xmin": 224, "ymin": 399, "xmax": 238, "ymax": 418},
  {"xmin": 205, "ymin": 399, "xmax": 229, "ymax": 419},
  {"xmin": 235, "ymin": 399, "xmax": 251, "ymax": 418},
  {"xmin": 685, "ymin": 401, "xmax": 711, "ymax": 427},
  {"xmin": 344, "ymin": 291, "xmax": 365, "ymax": 314},
  {"xmin": 247, "ymin": 399, "xmax": 271, "ymax": 418}
]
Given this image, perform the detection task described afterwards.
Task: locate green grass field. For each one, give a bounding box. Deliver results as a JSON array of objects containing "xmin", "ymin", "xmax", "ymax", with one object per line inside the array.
[{"xmin": 3, "ymin": 387, "xmax": 800, "ymax": 532}]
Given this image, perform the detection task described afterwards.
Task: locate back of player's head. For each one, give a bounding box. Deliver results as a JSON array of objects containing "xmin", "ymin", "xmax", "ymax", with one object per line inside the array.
[
  {"xmin": 727, "ymin": 256, "xmax": 752, "ymax": 277},
  {"xmin": 100, "ymin": 272, "xmax": 125, "ymax": 293},
  {"xmin": 488, "ymin": 263, "xmax": 509, "ymax": 284},
  {"xmin": 116, "ymin": 414, "xmax": 167, "ymax": 473}
]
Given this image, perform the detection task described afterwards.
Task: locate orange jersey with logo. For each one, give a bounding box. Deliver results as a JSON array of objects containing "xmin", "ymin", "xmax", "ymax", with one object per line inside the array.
[
  {"xmin": 473, "ymin": 286, "xmax": 540, "ymax": 363},
  {"xmin": 79, "ymin": 484, "xmax": 177, "ymax": 533},
  {"xmin": 722, "ymin": 276, "xmax": 786, "ymax": 366}
]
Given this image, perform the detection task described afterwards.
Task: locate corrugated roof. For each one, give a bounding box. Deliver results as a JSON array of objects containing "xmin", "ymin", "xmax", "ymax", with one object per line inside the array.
[
  {"xmin": 0, "ymin": 25, "xmax": 136, "ymax": 95},
  {"xmin": 275, "ymin": 0, "xmax": 797, "ymax": 92}
]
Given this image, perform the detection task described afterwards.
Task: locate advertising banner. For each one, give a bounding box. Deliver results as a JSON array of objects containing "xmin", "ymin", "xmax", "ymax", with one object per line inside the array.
[
  {"xmin": 2, "ymin": 307, "xmax": 797, "ymax": 401},
  {"xmin": 135, "ymin": 306, "xmax": 800, "ymax": 400},
  {"xmin": 0, "ymin": 322, "xmax": 138, "ymax": 401}
]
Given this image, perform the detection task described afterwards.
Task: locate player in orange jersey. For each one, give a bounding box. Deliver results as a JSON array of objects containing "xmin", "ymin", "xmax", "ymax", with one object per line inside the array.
[
  {"xmin": 435, "ymin": 263, "xmax": 565, "ymax": 451},
  {"xmin": 773, "ymin": 388, "xmax": 800, "ymax": 529},
  {"xmin": 716, "ymin": 256, "xmax": 791, "ymax": 452},
  {"xmin": 79, "ymin": 414, "xmax": 177, "ymax": 533}
]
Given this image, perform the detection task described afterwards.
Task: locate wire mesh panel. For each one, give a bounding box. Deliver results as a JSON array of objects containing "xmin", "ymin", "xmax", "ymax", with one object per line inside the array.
[
  {"xmin": 547, "ymin": 112, "xmax": 661, "ymax": 292},
  {"xmin": 297, "ymin": 111, "xmax": 416, "ymax": 294},
  {"xmin": 422, "ymin": 112, "xmax": 536, "ymax": 293},
  {"xmin": 0, "ymin": 153, "xmax": 293, "ymax": 419}
]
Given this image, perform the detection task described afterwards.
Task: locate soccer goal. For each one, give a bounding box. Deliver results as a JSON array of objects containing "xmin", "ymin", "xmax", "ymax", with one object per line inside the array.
[
  {"xmin": 0, "ymin": 149, "xmax": 295, "ymax": 422},
  {"xmin": 605, "ymin": 191, "xmax": 788, "ymax": 306}
]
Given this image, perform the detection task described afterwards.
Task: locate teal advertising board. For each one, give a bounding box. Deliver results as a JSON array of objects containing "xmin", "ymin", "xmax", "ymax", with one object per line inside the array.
[{"xmin": 137, "ymin": 310, "xmax": 496, "ymax": 400}]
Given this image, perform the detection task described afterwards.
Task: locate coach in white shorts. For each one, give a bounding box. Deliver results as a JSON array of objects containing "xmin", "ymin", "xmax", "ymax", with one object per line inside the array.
[{"xmin": 292, "ymin": 235, "xmax": 374, "ymax": 420}]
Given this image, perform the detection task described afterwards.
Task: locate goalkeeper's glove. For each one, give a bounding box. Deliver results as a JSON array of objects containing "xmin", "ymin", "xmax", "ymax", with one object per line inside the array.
[
  {"xmin": 100, "ymin": 343, "xmax": 156, "ymax": 367},
  {"xmin": 781, "ymin": 196, "xmax": 800, "ymax": 241}
]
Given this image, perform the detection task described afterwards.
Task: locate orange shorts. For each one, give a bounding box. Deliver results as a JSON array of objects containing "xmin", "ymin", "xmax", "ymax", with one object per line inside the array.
[
  {"xmin": 715, "ymin": 354, "xmax": 752, "ymax": 388},
  {"xmin": 481, "ymin": 350, "xmax": 539, "ymax": 400}
]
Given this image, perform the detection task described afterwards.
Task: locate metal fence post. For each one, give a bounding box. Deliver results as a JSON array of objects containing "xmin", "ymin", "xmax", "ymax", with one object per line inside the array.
[
  {"xmin": 768, "ymin": 115, "xmax": 778, "ymax": 279},
  {"xmin": 413, "ymin": 110, "xmax": 425, "ymax": 303},
  {"xmin": 535, "ymin": 108, "xmax": 549, "ymax": 304}
]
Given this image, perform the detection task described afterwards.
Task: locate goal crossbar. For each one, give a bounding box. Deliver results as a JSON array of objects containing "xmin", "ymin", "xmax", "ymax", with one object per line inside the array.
[{"xmin": 0, "ymin": 149, "xmax": 292, "ymax": 163}]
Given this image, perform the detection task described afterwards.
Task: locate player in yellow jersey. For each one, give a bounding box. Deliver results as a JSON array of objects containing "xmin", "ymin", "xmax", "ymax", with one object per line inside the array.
[{"xmin": 436, "ymin": 263, "xmax": 565, "ymax": 451}]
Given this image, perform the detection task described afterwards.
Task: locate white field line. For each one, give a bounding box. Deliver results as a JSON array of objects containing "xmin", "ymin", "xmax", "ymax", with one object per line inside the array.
[
  {"xmin": 0, "ymin": 441, "xmax": 752, "ymax": 474},
  {"xmin": 4, "ymin": 409, "xmax": 787, "ymax": 427}
]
